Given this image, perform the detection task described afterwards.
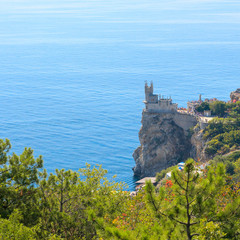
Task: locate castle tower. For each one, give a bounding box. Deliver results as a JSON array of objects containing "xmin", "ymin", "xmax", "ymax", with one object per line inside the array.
[
  {"xmin": 143, "ymin": 82, "xmax": 178, "ymax": 113},
  {"xmin": 145, "ymin": 81, "xmax": 153, "ymax": 102}
]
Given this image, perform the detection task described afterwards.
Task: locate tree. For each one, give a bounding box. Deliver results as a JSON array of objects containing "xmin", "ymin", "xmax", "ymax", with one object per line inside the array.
[
  {"xmin": 0, "ymin": 139, "xmax": 128, "ymax": 239},
  {"xmin": 145, "ymin": 159, "xmax": 240, "ymax": 240},
  {"xmin": 0, "ymin": 139, "xmax": 43, "ymax": 225},
  {"xmin": 1, "ymin": 138, "xmax": 240, "ymax": 239},
  {"xmin": 210, "ymin": 101, "xmax": 226, "ymax": 117},
  {"xmin": 0, "ymin": 210, "xmax": 37, "ymax": 240},
  {"xmin": 39, "ymin": 164, "xmax": 127, "ymax": 239},
  {"xmin": 232, "ymin": 158, "xmax": 240, "ymax": 182},
  {"xmin": 196, "ymin": 102, "xmax": 210, "ymax": 113}
]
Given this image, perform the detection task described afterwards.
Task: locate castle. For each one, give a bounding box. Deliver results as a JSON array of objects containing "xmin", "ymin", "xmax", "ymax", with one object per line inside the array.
[{"xmin": 144, "ymin": 82, "xmax": 178, "ymax": 113}]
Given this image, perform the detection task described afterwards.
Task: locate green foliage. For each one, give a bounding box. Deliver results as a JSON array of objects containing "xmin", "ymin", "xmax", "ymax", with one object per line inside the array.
[
  {"xmin": 0, "ymin": 139, "xmax": 43, "ymax": 225},
  {"xmin": 203, "ymin": 103, "xmax": 240, "ymax": 157},
  {"xmin": 1, "ymin": 139, "xmax": 240, "ymax": 239},
  {"xmin": 195, "ymin": 102, "xmax": 210, "ymax": 113},
  {"xmin": 204, "ymin": 117, "xmax": 240, "ymax": 140},
  {"xmin": 0, "ymin": 139, "xmax": 128, "ymax": 239},
  {"xmin": 155, "ymin": 165, "xmax": 177, "ymax": 182},
  {"xmin": 232, "ymin": 158, "xmax": 240, "ymax": 182},
  {"xmin": 0, "ymin": 138, "xmax": 11, "ymax": 164},
  {"xmin": 224, "ymin": 151, "xmax": 240, "ymax": 162},
  {"xmin": 211, "ymin": 152, "xmax": 240, "ymax": 183},
  {"xmin": 145, "ymin": 159, "xmax": 240, "ymax": 240},
  {"xmin": 38, "ymin": 164, "xmax": 126, "ymax": 239},
  {"xmin": 209, "ymin": 101, "xmax": 226, "ymax": 117},
  {"xmin": 196, "ymin": 100, "xmax": 228, "ymax": 117},
  {"xmin": 196, "ymin": 220, "xmax": 226, "ymax": 239},
  {"xmin": 226, "ymin": 101, "xmax": 240, "ymax": 115},
  {"xmin": 0, "ymin": 210, "xmax": 37, "ymax": 240}
]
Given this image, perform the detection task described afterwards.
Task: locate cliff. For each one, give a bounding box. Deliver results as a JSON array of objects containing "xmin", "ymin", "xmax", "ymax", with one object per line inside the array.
[
  {"xmin": 133, "ymin": 111, "xmax": 198, "ymax": 177},
  {"xmin": 190, "ymin": 126, "xmax": 208, "ymax": 162}
]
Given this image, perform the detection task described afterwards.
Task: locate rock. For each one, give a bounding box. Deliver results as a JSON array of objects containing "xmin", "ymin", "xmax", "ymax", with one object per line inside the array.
[
  {"xmin": 133, "ymin": 111, "xmax": 197, "ymax": 178},
  {"xmin": 230, "ymin": 88, "xmax": 240, "ymax": 102},
  {"xmin": 190, "ymin": 125, "xmax": 208, "ymax": 162}
]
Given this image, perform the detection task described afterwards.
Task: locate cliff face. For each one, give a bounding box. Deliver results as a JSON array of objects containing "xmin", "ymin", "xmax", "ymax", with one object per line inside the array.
[
  {"xmin": 190, "ymin": 126, "xmax": 208, "ymax": 162},
  {"xmin": 133, "ymin": 111, "xmax": 198, "ymax": 177}
]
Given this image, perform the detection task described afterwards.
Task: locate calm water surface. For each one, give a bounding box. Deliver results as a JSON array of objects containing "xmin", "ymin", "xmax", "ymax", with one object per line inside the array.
[{"xmin": 0, "ymin": 0, "xmax": 240, "ymax": 190}]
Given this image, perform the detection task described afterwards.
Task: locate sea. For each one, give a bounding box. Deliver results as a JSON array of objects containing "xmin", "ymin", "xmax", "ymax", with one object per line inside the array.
[{"xmin": 0, "ymin": 0, "xmax": 239, "ymax": 190}]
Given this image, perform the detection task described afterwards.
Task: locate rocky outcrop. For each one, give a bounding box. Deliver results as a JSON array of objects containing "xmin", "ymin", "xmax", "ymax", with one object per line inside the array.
[
  {"xmin": 133, "ymin": 111, "xmax": 198, "ymax": 177},
  {"xmin": 230, "ymin": 89, "xmax": 240, "ymax": 102},
  {"xmin": 190, "ymin": 126, "xmax": 208, "ymax": 162}
]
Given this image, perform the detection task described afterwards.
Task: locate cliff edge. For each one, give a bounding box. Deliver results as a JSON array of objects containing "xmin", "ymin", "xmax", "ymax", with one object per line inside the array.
[{"xmin": 133, "ymin": 111, "xmax": 197, "ymax": 177}]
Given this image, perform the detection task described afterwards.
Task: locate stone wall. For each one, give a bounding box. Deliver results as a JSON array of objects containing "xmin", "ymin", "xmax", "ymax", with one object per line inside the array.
[{"xmin": 173, "ymin": 113, "xmax": 198, "ymax": 131}]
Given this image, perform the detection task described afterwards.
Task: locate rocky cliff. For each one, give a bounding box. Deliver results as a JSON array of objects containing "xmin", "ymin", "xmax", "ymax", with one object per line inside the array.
[
  {"xmin": 133, "ymin": 111, "xmax": 198, "ymax": 177},
  {"xmin": 230, "ymin": 88, "xmax": 240, "ymax": 102},
  {"xmin": 190, "ymin": 126, "xmax": 208, "ymax": 162}
]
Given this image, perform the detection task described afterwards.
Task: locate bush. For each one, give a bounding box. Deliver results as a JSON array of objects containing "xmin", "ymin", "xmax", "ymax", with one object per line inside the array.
[
  {"xmin": 226, "ymin": 161, "xmax": 235, "ymax": 175},
  {"xmin": 224, "ymin": 151, "xmax": 240, "ymax": 162},
  {"xmin": 205, "ymin": 145, "xmax": 217, "ymax": 156},
  {"xmin": 0, "ymin": 210, "xmax": 37, "ymax": 240},
  {"xmin": 210, "ymin": 101, "xmax": 226, "ymax": 117},
  {"xmin": 196, "ymin": 102, "xmax": 210, "ymax": 113},
  {"xmin": 219, "ymin": 144, "xmax": 230, "ymax": 155},
  {"xmin": 156, "ymin": 169, "xmax": 167, "ymax": 182},
  {"xmin": 155, "ymin": 165, "xmax": 177, "ymax": 182}
]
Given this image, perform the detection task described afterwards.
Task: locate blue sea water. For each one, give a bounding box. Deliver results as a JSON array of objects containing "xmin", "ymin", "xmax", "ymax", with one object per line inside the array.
[{"xmin": 0, "ymin": 0, "xmax": 240, "ymax": 190}]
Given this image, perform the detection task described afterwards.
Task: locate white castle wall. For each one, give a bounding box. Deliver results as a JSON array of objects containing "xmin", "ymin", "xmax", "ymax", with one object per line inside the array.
[{"xmin": 146, "ymin": 101, "xmax": 178, "ymax": 113}]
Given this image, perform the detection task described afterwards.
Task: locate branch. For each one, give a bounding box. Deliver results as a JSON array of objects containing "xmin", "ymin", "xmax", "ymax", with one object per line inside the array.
[
  {"xmin": 173, "ymin": 177, "xmax": 187, "ymax": 191},
  {"xmin": 191, "ymin": 233, "xmax": 200, "ymax": 237}
]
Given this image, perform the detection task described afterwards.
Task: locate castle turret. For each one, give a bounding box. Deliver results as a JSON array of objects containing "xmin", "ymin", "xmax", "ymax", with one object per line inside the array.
[{"xmin": 145, "ymin": 81, "xmax": 153, "ymax": 102}]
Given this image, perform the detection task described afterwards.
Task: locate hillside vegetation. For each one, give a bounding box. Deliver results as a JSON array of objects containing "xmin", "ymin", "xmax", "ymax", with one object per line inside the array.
[{"xmin": 0, "ymin": 137, "xmax": 240, "ymax": 239}]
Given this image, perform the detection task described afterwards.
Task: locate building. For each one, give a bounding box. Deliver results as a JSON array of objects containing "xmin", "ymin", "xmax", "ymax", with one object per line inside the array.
[{"xmin": 144, "ymin": 82, "xmax": 178, "ymax": 113}]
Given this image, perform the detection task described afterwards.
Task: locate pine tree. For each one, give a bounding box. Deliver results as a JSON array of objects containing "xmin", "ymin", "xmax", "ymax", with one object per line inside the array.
[{"xmin": 145, "ymin": 159, "xmax": 227, "ymax": 240}]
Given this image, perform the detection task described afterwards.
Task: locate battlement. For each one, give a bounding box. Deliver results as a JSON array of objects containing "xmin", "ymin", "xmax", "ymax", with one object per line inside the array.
[{"xmin": 144, "ymin": 82, "xmax": 178, "ymax": 113}]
